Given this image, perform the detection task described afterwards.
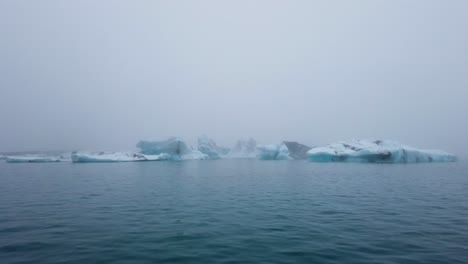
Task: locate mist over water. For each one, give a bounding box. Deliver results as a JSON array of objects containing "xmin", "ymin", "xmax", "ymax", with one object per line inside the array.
[
  {"xmin": 1, "ymin": 1, "xmax": 467, "ymax": 156},
  {"xmin": 1, "ymin": 3, "xmax": 468, "ymax": 263}
]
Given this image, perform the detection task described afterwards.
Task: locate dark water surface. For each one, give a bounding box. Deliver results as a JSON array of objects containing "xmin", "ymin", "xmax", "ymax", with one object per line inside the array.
[{"xmin": 1, "ymin": 160, "xmax": 467, "ymax": 264}]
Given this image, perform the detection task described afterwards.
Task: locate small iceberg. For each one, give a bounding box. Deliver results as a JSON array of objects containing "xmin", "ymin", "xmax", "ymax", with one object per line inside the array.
[
  {"xmin": 6, "ymin": 155, "xmax": 64, "ymax": 163},
  {"xmin": 307, "ymin": 139, "xmax": 456, "ymax": 163},
  {"xmin": 71, "ymin": 152, "xmax": 169, "ymax": 163}
]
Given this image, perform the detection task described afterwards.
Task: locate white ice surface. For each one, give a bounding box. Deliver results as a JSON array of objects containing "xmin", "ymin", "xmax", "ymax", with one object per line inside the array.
[
  {"xmin": 6, "ymin": 155, "xmax": 64, "ymax": 163},
  {"xmin": 307, "ymin": 139, "xmax": 456, "ymax": 163},
  {"xmin": 71, "ymin": 152, "xmax": 170, "ymax": 163}
]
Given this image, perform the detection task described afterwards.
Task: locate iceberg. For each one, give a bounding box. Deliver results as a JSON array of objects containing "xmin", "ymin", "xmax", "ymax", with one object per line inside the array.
[
  {"xmin": 307, "ymin": 139, "xmax": 457, "ymax": 163},
  {"xmin": 282, "ymin": 141, "xmax": 312, "ymax": 160},
  {"xmin": 257, "ymin": 144, "xmax": 290, "ymax": 160},
  {"xmin": 137, "ymin": 137, "xmax": 208, "ymax": 160},
  {"xmin": 197, "ymin": 135, "xmax": 230, "ymax": 159},
  {"xmin": 6, "ymin": 155, "xmax": 64, "ymax": 163},
  {"xmin": 71, "ymin": 152, "xmax": 169, "ymax": 163},
  {"xmin": 227, "ymin": 138, "xmax": 257, "ymax": 158}
]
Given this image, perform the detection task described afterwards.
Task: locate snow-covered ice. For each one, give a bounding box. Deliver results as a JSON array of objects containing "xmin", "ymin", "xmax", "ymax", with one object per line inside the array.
[
  {"xmin": 307, "ymin": 139, "xmax": 456, "ymax": 163},
  {"xmin": 257, "ymin": 144, "xmax": 290, "ymax": 160},
  {"xmin": 6, "ymin": 155, "xmax": 64, "ymax": 163},
  {"xmin": 71, "ymin": 152, "xmax": 170, "ymax": 163}
]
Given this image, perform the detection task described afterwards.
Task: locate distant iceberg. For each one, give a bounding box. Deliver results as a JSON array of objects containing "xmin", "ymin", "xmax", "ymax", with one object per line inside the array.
[
  {"xmin": 137, "ymin": 137, "xmax": 208, "ymax": 160},
  {"xmin": 226, "ymin": 138, "xmax": 257, "ymax": 158},
  {"xmin": 4, "ymin": 138, "xmax": 456, "ymax": 164},
  {"xmin": 71, "ymin": 152, "xmax": 169, "ymax": 163},
  {"xmin": 257, "ymin": 144, "xmax": 290, "ymax": 160},
  {"xmin": 6, "ymin": 155, "xmax": 64, "ymax": 163},
  {"xmin": 307, "ymin": 139, "xmax": 456, "ymax": 163},
  {"xmin": 197, "ymin": 135, "xmax": 230, "ymax": 159},
  {"xmin": 73, "ymin": 137, "xmax": 208, "ymax": 162}
]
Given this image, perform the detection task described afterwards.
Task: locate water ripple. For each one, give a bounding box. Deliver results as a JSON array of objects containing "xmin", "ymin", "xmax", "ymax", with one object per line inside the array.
[{"xmin": 0, "ymin": 160, "xmax": 467, "ymax": 263}]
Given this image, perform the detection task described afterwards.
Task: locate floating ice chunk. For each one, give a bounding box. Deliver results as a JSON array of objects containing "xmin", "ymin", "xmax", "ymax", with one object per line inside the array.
[
  {"xmin": 137, "ymin": 137, "xmax": 208, "ymax": 160},
  {"xmin": 307, "ymin": 139, "xmax": 456, "ymax": 163},
  {"xmin": 257, "ymin": 144, "xmax": 290, "ymax": 160},
  {"xmin": 6, "ymin": 155, "xmax": 63, "ymax": 163},
  {"xmin": 282, "ymin": 141, "xmax": 312, "ymax": 160},
  {"xmin": 227, "ymin": 138, "xmax": 257, "ymax": 158},
  {"xmin": 71, "ymin": 152, "xmax": 170, "ymax": 163},
  {"xmin": 197, "ymin": 135, "xmax": 230, "ymax": 159}
]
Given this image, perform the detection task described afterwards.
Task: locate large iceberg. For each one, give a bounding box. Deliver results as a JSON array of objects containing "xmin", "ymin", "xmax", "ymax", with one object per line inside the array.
[
  {"xmin": 227, "ymin": 138, "xmax": 257, "ymax": 158},
  {"xmin": 307, "ymin": 139, "xmax": 456, "ymax": 163},
  {"xmin": 282, "ymin": 141, "xmax": 312, "ymax": 160},
  {"xmin": 197, "ymin": 135, "xmax": 230, "ymax": 159},
  {"xmin": 137, "ymin": 137, "xmax": 208, "ymax": 160},
  {"xmin": 257, "ymin": 144, "xmax": 290, "ymax": 160},
  {"xmin": 71, "ymin": 152, "xmax": 169, "ymax": 163}
]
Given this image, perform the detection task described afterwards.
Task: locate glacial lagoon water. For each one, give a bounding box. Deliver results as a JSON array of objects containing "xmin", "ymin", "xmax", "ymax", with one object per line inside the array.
[{"xmin": 1, "ymin": 159, "xmax": 467, "ymax": 264}]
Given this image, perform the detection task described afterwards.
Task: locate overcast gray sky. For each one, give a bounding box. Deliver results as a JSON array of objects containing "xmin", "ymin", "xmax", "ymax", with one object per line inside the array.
[{"xmin": 1, "ymin": 0, "xmax": 467, "ymax": 154}]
